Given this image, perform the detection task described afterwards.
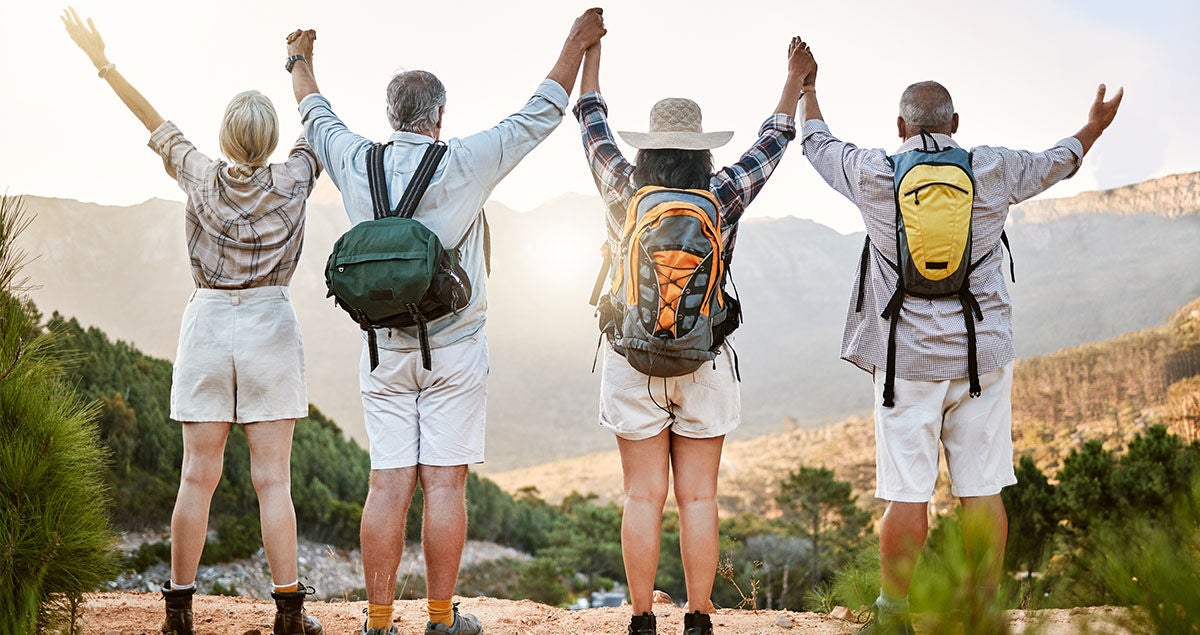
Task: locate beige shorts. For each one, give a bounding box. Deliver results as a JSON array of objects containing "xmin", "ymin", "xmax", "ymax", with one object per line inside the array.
[
  {"xmin": 170, "ymin": 286, "xmax": 307, "ymax": 424},
  {"xmin": 360, "ymin": 333, "xmax": 488, "ymax": 469},
  {"xmin": 599, "ymin": 343, "xmax": 740, "ymax": 441},
  {"xmin": 872, "ymin": 362, "xmax": 1017, "ymax": 502}
]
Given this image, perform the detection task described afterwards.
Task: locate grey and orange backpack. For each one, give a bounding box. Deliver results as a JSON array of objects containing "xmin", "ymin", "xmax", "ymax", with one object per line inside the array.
[
  {"xmin": 860, "ymin": 130, "xmax": 1013, "ymax": 407},
  {"xmin": 591, "ymin": 186, "xmax": 741, "ymax": 378}
]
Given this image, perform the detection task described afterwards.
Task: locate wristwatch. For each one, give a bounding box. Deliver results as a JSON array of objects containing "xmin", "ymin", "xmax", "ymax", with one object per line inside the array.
[{"xmin": 285, "ymin": 55, "xmax": 307, "ymax": 73}]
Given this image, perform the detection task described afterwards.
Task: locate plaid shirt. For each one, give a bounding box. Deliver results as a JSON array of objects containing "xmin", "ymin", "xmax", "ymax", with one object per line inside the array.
[
  {"xmin": 572, "ymin": 91, "xmax": 795, "ymax": 257},
  {"xmin": 148, "ymin": 121, "xmax": 321, "ymax": 289},
  {"xmin": 801, "ymin": 119, "xmax": 1084, "ymax": 381}
]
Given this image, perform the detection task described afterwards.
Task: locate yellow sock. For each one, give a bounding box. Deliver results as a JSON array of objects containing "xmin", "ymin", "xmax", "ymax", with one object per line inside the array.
[
  {"xmin": 367, "ymin": 603, "xmax": 394, "ymax": 630},
  {"xmin": 273, "ymin": 582, "xmax": 300, "ymax": 593},
  {"xmin": 427, "ymin": 599, "xmax": 453, "ymax": 626}
]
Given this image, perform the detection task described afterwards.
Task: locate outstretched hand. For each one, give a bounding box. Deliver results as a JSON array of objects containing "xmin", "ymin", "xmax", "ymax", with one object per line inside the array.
[
  {"xmin": 789, "ymin": 36, "xmax": 817, "ymax": 88},
  {"xmin": 61, "ymin": 6, "xmax": 109, "ymax": 69},
  {"xmin": 1087, "ymin": 83, "xmax": 1124, "ymax": 133},
  {"xmin": 286, "ymin": 28, "xmax": 316, "ymax": 62}
]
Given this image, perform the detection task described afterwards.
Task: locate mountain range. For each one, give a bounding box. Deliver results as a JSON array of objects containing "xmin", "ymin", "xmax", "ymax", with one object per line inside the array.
[{"xmin": 14, "ymin": 171, "xmax": 1200, "ymax": 470}]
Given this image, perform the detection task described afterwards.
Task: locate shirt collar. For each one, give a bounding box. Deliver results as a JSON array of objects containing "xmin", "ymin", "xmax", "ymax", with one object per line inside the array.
[
  {"xmin": 388, "ymin": 130, "xmax": 438, "ymax": 144},
  {"xmin": 895, "ymin": 132, "xmax": 959, "ymax": 154}
]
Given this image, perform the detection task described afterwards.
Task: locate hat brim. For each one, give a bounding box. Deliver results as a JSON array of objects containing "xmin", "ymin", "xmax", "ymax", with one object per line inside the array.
[{"xmin": 617, "ymin": 130, "xmax": 733, "ymax": 150}]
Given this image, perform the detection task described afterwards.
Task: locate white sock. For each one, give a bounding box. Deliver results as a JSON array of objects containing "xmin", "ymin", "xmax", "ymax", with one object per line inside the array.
[
  {"xmin": 169, "ymin": 580, "xmax": 195, "ymax": 591},
  {"xmin": 273, "ymin": 580, "xmax": 300, "ymax": 591}
]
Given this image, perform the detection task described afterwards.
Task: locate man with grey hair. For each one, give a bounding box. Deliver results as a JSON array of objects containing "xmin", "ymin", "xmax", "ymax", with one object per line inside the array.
[
  {"xmin": 284, "ymin": 10, "xmax": 605, "ymax": 635},
  {"xmin": 790, "ymin": 42, "xmax": 1122, "ymax": 633}
]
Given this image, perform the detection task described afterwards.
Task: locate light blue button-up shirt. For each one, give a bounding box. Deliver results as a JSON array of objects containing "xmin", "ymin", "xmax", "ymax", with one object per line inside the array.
[{"xmin": 300, "ymin": 79, "xmax": 570, "ymax": 352}]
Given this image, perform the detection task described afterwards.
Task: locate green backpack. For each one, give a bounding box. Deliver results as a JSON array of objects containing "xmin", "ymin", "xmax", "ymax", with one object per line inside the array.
[{"xmin": 325, "ymin": 142, "xmax": 470, "ymax": 370}]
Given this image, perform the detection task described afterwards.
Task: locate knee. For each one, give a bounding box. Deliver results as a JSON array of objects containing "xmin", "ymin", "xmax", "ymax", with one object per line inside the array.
[
  {"xmin": 418, "ymin": 466, "xmax": 467, "ymax": 502},
  {"xmin": 180, "ymin": 457, "xmax": 223, "ymax": 493},
  {"xmin": 624, "ymin": 480, "xmax": 669, "ymax": 509},
  {"xmin": 674, "ymin": 486, "xmax": 717, "ymax": 508},
  {"xmin": 250, "ymin": 463, "xmax": 291, "ymax": 496}
]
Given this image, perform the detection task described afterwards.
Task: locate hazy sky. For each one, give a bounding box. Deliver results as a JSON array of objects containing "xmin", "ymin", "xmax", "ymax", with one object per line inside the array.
[{"xmin": 2, "ymin": 0, "xmax": 1196, "ymax": 233}]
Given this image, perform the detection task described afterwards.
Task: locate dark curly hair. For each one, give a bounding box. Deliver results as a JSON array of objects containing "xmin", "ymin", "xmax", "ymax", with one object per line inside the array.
[{"xmin": 631, "ymin": 149, "xmax": 713, "ymax": 190}]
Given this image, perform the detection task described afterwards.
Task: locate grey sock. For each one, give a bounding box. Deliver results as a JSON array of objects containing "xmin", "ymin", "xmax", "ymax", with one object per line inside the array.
[{"xmin": 876, "ymin": 592, "xmax": 909, "ymax": 615}]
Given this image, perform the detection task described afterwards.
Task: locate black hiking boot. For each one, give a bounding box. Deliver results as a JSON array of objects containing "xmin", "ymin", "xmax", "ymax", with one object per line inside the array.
[
  {"xmin": 683, "ymin": 611, "xmax": 713, "ymax": 635},
  {"xmin": 271, "ymin": 585, "xmax": 323, "ymax": 635},
  {"xmin": 160, "ymin": 583, "xmax": 195, "ymax": 635},
  {"xmin": 628, "ymin": 611, "xmax": 656, "ymax": 635}
]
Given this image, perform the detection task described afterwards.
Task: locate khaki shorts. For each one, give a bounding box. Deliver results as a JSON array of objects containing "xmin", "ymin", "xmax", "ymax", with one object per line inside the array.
[
  {"xmin": 872, "ymin": 362, "xmax": 1017, "ymax": 502},
  {"xmin": 170, "ymin": 287, "xmax": 307, "ymax": 424},
  {"xmin": 599, "ymin": 343, "xmax": 740, "ymax": 441},
  {"xmin": 360, "ymin": 333, "xmax": 488, "ymax": 469}
]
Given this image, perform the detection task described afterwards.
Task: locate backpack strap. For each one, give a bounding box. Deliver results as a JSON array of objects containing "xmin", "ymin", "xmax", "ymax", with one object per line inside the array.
[
  {"xmin": 1000, "ymin": 230, "xmax": 1015, "ymax": 283},
  {"xmin": 880, "ymin": 286, "xmax": 906, "ymax": 408},
  {"xmin": 451, "ymin": 209, "xmax": 492, "ymax": 277},
  {"xmin": 958, "ymin": 289, "xmax": 984, "ymax": 398},
  {"xmin": 855, "ymin": 236, "xmax": 871, "ymax": 312},
  {"xmin": 367, "ymin": 143, "xmax": 391, "ymax": 221},
  {"xmin": 366, "ymin": 141, "xmax": 447, "ymax": 219},
  {"xmin": 395, "ymin": 142, "xmax": 448, "ymax": 219}
]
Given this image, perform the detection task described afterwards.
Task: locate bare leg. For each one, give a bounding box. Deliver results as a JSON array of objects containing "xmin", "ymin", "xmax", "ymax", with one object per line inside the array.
[
  {"xmin": 616, "ymin": 429, "xmax": 671, "ymax": 615},
  {"xmin": 170, "ymin": 422, "xmax": 232, "ymax": 585},
  {"xmin": 361, "ymin": 467, "xmax": 419, "ymax": 604},
  {"xmin": 960, "ymin": 494, "xmax": 1008, "ymax": 593},
  {"xmin": 879, "ymin": 501, "xmax": 930, "ymax": 599},
  {"xmin": 244, "ymin": 418, "xmax": 298, "ymax": 585},
  {"xmin": 419, "ymin": 465, "xmax": 469, "ymax": 601},
  {"xmin": 670, "ymin": 433, "xmax": 724, "ymax": 613}
]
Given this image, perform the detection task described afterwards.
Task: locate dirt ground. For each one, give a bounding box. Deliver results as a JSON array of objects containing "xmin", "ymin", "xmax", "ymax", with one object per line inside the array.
[{"xmin": 76, "ymin": 593, "xmax": 1133, "ymax": 634}]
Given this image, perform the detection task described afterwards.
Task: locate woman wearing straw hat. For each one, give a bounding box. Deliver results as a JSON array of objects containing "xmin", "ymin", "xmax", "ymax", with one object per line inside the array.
[
  {"xmin": 63, "ymin": 8, "xmax": 323, "ymax": 634},
  {"xmin": 574, "ymin": 36, "xmax": 813, "ymax": 635}
]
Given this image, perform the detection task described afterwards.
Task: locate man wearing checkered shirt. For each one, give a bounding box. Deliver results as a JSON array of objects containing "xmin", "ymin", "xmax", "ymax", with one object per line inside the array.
[{"xmin": 788, "ymin": 40, "xmax": 1123, "ymax": 633}]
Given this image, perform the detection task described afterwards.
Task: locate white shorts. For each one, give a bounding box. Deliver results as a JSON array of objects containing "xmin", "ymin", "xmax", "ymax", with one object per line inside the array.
[
  {"xmin": 360, "ymin": 333, "xmax": 488, "ymax": 469},
  {"xmin": 872, "ymin": 362, "xmax": 1016, "ymax": 502},
  {"xmin": 170, "ymin": 287, "xmax": 307, "ymax": 424},
  {"xmin": 599, "ymin": 343, "xmax": 740, "ymax": 441}
]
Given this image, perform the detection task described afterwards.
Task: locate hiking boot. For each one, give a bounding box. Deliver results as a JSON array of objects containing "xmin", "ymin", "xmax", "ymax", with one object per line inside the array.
[
  {"xmin": 628, "ymin": 611, "xmax": 656, "ymax": 635},
  {"xmin": 271, "ymin": 585, "xmax": 323, "ymax": 635},
  {"xmin": 683, "ymin": 610, "xmax": 713, "ymax": 635},
  {"xmin": 856, "ymin": 605, "xmax": 915, "ymax": 635},
  {"xmin": 362, "ymin": 623, "xmax": 398, "ymax": 635},
  {"xmin": 424, "ymin": 602, "xmax": 482, "ymax": 635},
  {"xmin": 160, "ymin": 583, "xmax": 195, "ymax": 635}
]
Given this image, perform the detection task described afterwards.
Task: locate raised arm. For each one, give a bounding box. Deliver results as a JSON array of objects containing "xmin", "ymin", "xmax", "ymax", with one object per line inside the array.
[
  {"xmin": 773, "ymin": 37, "xmax": 809, "ymax": 118},
  {"xmin": 547, "ymin": 8, "xmax": 606, "ymax": 96},
  {"xmin": 580, "ymin": 42, "xmax": 601, "ymax": 96},
  {"xmin": 1072, "ymin": 83, "xmax": 1123, "ymax": 156},
  {"xmin": 61, "ymin": 7, "xmax": 163, "ymax": 132},
  {"xmin": 286, "ymin": 29, "xmax": 320, "ymax": 104},
  {"xmin": 792, "ymin": 38, "xmax": 822, "ymax": 123}
]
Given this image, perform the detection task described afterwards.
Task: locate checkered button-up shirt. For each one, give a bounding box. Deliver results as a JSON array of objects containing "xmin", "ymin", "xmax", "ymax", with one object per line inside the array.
[
  {"xmin": 573, "ymin": 91, "xmax": 796, "ymax": 256},
  {"xmin": 801, "ymin": 118, "xmax": 1084, "ymax": 381},
  {"xmin": 148, "ymin": 121, "xmax": 321, "ymax": 289}
]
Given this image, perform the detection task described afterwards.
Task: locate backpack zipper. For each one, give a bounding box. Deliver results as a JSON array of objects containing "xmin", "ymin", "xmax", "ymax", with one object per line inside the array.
[{"xmin": 904, "ymin": 181, "xmax": 970, "ymax": 205}]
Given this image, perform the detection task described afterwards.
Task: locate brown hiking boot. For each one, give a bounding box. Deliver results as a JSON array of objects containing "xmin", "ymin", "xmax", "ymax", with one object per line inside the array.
[
  {"xmin": 160, "ymin": 583, "xmax": 195, "ymax": 635},
  {"xmin": 271, "ymin": 585, "xmax": 323, "ymax": 635}
]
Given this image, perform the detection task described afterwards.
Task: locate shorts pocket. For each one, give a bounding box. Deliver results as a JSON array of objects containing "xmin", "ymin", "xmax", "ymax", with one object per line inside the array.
[
  {"xmin": 693, "ymin": 355, "xmax": 735, "ymax": 390},
  {"xmin": 603, "ymin": 348, "xmax": 649, "ymax": 391}
]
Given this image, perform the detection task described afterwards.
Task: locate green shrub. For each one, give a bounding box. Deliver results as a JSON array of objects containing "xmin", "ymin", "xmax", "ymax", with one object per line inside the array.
[{"xmin": 0, "ymin": 196, "xmax": 118, "ymax": 633}]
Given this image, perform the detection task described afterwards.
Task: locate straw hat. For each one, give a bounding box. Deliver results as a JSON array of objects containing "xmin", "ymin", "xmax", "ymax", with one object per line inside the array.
[{"xmin": 618, "ymin": 97, "xmax": 733, "ymax": 150}]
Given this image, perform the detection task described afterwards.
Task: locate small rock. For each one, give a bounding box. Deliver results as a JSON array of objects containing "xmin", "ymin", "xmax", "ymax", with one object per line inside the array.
[
  {"xmin": 775, "ymin": 615, "xmax": 795, "ymax": 629},
  {"xmin": 652, "ymin": 590, "xmax": 672, "ymax": 604},
  {"xmin": 830, "ymin": 606, "xmax": 853, "ymax": 621}
]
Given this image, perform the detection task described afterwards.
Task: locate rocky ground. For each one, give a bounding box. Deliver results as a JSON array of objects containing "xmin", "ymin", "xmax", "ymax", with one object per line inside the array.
[
  {"xmin": 112, "ymin": 531, "xmax": 527, "ymax": 600},
  {"xmin": 75, "ymin": 593, "xmax": 1133, "ymax": 634}
]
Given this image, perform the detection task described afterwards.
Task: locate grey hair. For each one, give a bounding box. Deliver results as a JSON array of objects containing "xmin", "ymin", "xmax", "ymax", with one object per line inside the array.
[
  {"xmin": 385, "ymin": 70, "xmax": 446, "ymax": 132},
  {"xmin": 898, "ymin": 81, "xmax": 955, "ymax": 130}
]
